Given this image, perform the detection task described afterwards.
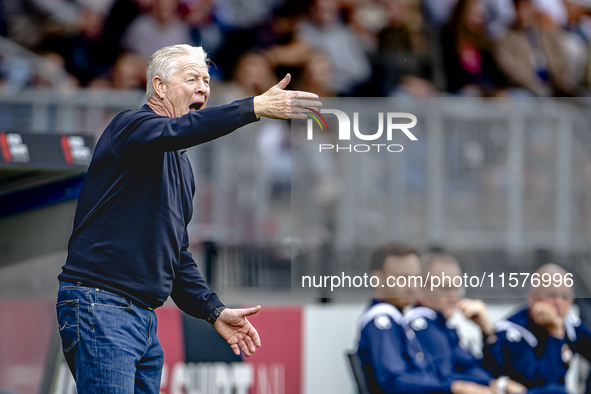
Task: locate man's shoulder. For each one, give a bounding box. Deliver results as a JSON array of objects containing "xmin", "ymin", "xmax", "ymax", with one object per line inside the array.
[
  {"xmin": 495, "ymin": 308, "xmax": 538, "ymax": 347},
  {"xmin": 360, "ymin": 302, "xmax": 406, "ymax": 333},
  {"xmin": 504, "ymin": 306, "xmax": 528, "ymax": 324},
  {"xmin": 107, "ymin": 107, "xmax": 159, "ymax": 132},
  {"xmin": 95, "ymin": 107, "xmax": 157, "ymax": 155},
  {"xmin": 115, "ymin": 106, "xmax": 154, "ymax": 120}
]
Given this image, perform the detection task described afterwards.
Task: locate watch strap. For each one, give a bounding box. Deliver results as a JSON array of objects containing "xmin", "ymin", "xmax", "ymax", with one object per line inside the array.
[{"xmin": 207, "ymin": 306, "xmax": 227, "ymax": 328}]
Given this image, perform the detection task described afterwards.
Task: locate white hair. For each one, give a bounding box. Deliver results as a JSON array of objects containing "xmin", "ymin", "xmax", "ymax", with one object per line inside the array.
[{"xmin": 146, "ymin": 45, "xmax": 209, "ymax": 99}]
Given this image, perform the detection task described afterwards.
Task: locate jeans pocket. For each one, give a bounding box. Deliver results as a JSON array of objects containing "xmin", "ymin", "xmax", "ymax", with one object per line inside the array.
[
  {"xmin": 56, "ymin": 299, "xmax": 80, "ymax": 352},
  {"xmin": 94, "ymin": 289, "xmax": 132, "ymax": 310}
]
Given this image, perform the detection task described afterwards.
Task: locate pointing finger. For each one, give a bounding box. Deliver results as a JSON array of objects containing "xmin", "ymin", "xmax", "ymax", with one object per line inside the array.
[
  {"xmin": 291, "ymin": 113, "xmax": 308, "ymax": 120},
  {"xmin": 290, "ymin": 90, "xmax": 320, "ymax": 100},
  {"xmin": 291, "ymin": 107, "xmax": 314, "ymax": 114},
  {"xmin": 291, "ymin": 99, "xmax": 322, "ymax": 108}
]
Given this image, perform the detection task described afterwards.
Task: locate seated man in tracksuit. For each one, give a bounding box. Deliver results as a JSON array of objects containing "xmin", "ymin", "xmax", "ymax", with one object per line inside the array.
[
  {"xmin": 357, "ymin": 243, "xmax": 495, "ymax": 394},
  {"xmin": 476, "ymin": 264, "xmax": 591, "ymax": 394},
  {"xmin": 407, "ymin": 252, "xmax": 527, "ymax": 394}
]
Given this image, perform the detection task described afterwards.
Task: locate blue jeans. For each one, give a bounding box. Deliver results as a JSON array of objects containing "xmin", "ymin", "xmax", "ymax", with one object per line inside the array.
[{"xmin": 56, "ymin": 281, "xmax": 164, "ymax": 393}]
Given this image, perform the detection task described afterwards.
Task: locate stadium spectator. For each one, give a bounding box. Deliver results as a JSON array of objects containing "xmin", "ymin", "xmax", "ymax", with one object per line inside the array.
[
  {"xmin": 297, "ymin": 50, "xmax": 335, "ymax": 97},
  {"xmin": 201, "ymin": 0, "xmax": 292, "ymax": 81},
  {"xmin": 185, "ymin": 0, "xmax": 224, "ymax": 65},
  {"xmin": 560, "ymin": 0, "xmax": 590, "ymax": 88},
  {"xmin": 408, "ymin": 252, "xmax": 527, "ymax": 393},
  {"xmin": 357, "ymin": 243, "xmax": 494, "ymax": 394},
  {"xmin": 87, "ymin": 52, "xmax": 146, "ymax": 89},
  {"xmin": 37, "ymin": 5, "xmax": 112, "ymax": 86},
  {"xmin": 0, "ymin": 55, "xmax": 31, "ymax": 93},
  {"xmin": 441, "ymin": 0, "xmax": 505, "ymax": 95},
  {"xmin": 492, "ymin": 0, "xmax": 578, "ymax": 96},
  {"xmin": 527, "ymin": 0, "xmax": 589, "ymax": 89},
  {"xmin": 121, "ymin": 0, "xmax": 192, "ymax": 60},
  {"xmin": 2, "ymin": 0, "xmax": 100, "ymax": 48},
  {"xmin": 422, "ymin": 0, "xmax": 461, "ymax": 28},
  {"xmin": 257, "ymin": 2, "xmax": 310, "ymax": 84},
  {"xmin": 422, "ymin": 0, "xmax": 517, "ymax": 38},
  {"xmin": 296, "ymin": 0, "xmax": 372, "ymax": 96},
  {"xmin": 376, "ymin": 0, "xmax": 436, "ymax": 97},
  {"xmin": 224, "ymin": 51, "xmax": 277, "ymax": 99},
  {"xmin": 533, "ymin": 0, "xmax": 568, "ymax": 27},
  {"xmin": 486, "ymin": 0, "xmax": 517, "ymax": 39},
  {"xmin": 31, "ymin": 51, "xmax": 79, "ymax": 89},
  {"xmin": 101, "ymin": 0, "xmax": 152, "ymax": 65},
  {"xmin": 480, "ymin": 264, "xmax": 591, "ymax": 393}
]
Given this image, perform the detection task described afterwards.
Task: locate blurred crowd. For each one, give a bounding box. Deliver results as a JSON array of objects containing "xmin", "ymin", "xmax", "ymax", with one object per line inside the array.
[{"xmin": 2, "ymin": 0, "xmax": 591, "ymax": 97}]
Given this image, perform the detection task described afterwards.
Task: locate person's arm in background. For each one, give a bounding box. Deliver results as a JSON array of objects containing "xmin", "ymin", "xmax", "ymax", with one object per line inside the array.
[
  {"xmin": 484, "ymin": 325, "xmax": 567, "ymax": 388},
  {"xmin": 457, "ymin": 300, "xmax": 503, "ymax": 378},
  {"xmin": 447, "ymin": 316, "xmax": 525, "ymax": 393},
  {"xmin": 481, "ymin": 335, "xmax": 504, "ymax": 379},
  {"xmin": 449, "ymin": 333, "xmax": 494, "ymax": 387}
]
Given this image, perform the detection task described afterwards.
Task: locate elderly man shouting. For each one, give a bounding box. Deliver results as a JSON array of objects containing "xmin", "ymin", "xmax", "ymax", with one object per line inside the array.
[{"xmin": 56, "ymin": 44, "xmax": 321, "ymax": 393}]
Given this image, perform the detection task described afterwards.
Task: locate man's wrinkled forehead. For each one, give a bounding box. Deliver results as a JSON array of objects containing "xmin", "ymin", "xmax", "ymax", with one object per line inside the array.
[{"xmin": 174, "ymin": 55, "xmax": 209, "ymax": 77}]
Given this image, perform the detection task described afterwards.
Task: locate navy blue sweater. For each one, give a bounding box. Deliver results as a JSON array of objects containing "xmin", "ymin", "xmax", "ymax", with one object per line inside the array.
[{"xmin": 59, "ymin": 98, "xmax": 259, "ymax": 320}]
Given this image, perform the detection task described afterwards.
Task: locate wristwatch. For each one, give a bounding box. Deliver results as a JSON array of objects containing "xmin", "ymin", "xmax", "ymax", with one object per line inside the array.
[{"xmin": 207, "ymin": 306, "xmax": 227, "ymax": 328}]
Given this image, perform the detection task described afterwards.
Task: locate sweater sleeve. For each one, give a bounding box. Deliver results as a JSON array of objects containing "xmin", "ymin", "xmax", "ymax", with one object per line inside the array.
[
  {"xmin": 170, "ymin": 228, "xmax": 224, "ymax": 320},
  {"xmin": 109, "ymin": 98, "xmax": 259, "ymax": 159}
]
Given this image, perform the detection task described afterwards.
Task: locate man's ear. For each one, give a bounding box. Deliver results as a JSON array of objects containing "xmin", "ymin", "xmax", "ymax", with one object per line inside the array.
[{"xmin": 153, "ymin": 76, "xmax": 166, "ymax": 99}]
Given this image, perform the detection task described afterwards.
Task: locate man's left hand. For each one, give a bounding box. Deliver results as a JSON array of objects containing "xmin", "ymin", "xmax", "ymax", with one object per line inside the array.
[
  {"xmin": 215, "ymin": 305, "xmax": 262, "ymax": 357},
  {"xmin": 530, "ymin": 302, "xmax": 565, "ymax": 338}
]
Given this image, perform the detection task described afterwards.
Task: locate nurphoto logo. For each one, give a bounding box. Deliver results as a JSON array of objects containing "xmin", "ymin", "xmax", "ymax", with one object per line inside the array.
[{"xmin": 305, "ymin": 108, "xmax": 418, "ymax": 153}]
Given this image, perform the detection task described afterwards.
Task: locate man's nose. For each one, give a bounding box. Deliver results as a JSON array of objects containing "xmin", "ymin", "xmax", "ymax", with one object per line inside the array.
[
  {"xmin": 195, "ymin": 80, "xmax": 207, "ymax": 94},
  {"xmin": 549, "ymin": 299, "xmax": 562, "ymax": 311}
]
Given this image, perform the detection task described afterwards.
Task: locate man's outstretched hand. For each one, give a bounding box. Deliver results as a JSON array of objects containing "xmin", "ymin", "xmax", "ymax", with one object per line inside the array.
[
  {"xmin": 215, "ymin": 305, "xmax": 262, "ymax": 357},
  {"xmin": 253, "ymin": 74, "xmax": 322, "ymax": 120}
]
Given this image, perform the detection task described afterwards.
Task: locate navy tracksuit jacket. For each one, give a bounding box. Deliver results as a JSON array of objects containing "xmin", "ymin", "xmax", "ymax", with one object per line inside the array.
[
  {"xmin": 357, "ymin": 299, "xmax": 456, "ymax": 393},
  {"xmin": 405, "ymin": 306, "xmax": 493, "ymax": 386},
  {"xmin": 482, "ymin": 307, "xmax": 591, "ymax": 394}
]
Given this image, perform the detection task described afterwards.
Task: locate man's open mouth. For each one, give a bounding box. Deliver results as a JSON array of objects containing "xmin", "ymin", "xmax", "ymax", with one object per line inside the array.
[{"xmin": 189, "ymin": 103, "xmax": 203, "ymax": 111}]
